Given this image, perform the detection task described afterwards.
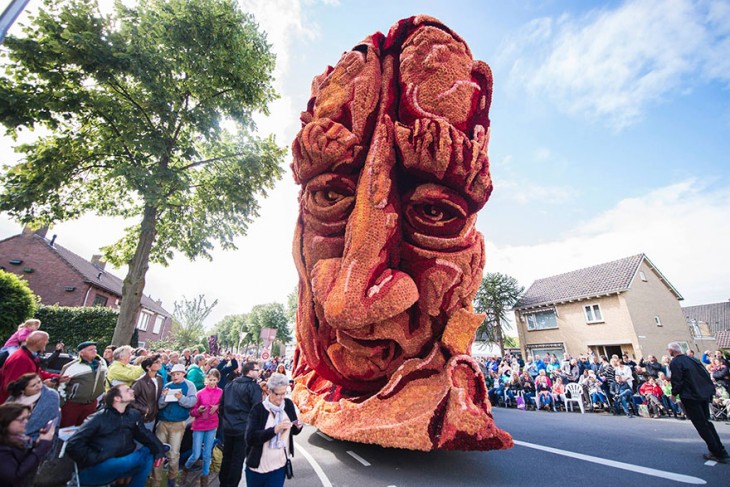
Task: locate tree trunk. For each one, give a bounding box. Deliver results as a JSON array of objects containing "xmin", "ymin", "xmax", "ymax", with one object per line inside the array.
[
  {"xmin": 112, "ymin": 205, "xmax": 158, "ymax": 345},
  {"xmin": 496, "ymin": 307, "xmax": 505, "ymax": 356}
]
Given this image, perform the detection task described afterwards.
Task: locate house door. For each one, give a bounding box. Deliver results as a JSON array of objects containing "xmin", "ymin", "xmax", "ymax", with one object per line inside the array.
[{"xmin": 605, "ymin": 345, "xmax": 623, "ymax": 358}]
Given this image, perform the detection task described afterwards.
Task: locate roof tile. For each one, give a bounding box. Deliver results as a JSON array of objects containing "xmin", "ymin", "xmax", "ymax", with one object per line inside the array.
[
  {"xmin": 515, "ymin": 254, "xmax": 645, "ymax": 309},
  {"xmin": 36, "ymin": 235, "xmax": 171, "ymax": 317}
]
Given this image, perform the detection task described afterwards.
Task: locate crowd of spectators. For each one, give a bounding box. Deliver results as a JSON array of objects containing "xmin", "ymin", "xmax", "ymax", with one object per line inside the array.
[
  {"xmin": 0, "ymin": 318, "xmax": 294, "ymax": 487},
  {"xmin": 479, "ymin": 348, "xmax": 730, "ymax": 422},
  {"xmin": 3, "ymin": 316, "xmax": 728, "ymax": 484}
]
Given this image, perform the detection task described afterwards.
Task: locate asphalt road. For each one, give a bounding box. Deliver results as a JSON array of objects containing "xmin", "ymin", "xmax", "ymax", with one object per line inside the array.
[{"xmin": 285, "ymin": 407, "xmax": 730, "ymax": 487}]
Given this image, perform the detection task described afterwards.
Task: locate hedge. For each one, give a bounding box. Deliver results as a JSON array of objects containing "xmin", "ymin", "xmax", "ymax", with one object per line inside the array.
[
  {"xmin": 0, "ymin": 270, "xmax": 39, "ymax": 339},
  {"xmin": 34, "ymin": 305, "xmax": 119, "ymax": 352}
]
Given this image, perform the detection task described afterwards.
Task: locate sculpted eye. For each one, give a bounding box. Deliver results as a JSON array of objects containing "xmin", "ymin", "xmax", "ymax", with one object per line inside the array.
[
  {"xmin": 303, "ymin": 173, "xmax": 356, "ymax": 235},
  {"xmin": 313, "ymin": 189, "xmax": 348, "ymax": 206},
  {"xmin": 403, "ymin": 184, "xmax": 470, "ymax": 240},
  {"xmin": 415, "ymin": 203, "xmax": 459, "ymax": 224}
]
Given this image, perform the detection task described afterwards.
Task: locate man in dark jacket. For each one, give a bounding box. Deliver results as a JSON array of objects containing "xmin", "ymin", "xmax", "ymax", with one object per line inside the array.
[
  {"xmin": 219, "ymin": 361, "xmax": 262, "ymax": 487},
  {"xmin": 643, "ymin": 355, "xmax": 663, "ymax": 380},
  {"xmin": 668, "ymin": 342, "xmax": 729, "ymax": 463},
  {"xmin": 216, "ymin": 353, "xmax": 239, "ymax": 391},
  {"xmin": 66, "ymin": 384, "xmax": 164, "ymax": 487}
]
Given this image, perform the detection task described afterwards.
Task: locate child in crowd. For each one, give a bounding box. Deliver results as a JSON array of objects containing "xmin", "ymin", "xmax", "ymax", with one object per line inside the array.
[
  {"xmin": 1, "ymin": 319, "xmax": 41, "ymax": 356},
  {"xmin": 182, "ymin": 369, "xmax": 222, "ymax": 487},
  {"xmin": 551, "ymin": 377, "xmax": 566, "ymax": 411}
]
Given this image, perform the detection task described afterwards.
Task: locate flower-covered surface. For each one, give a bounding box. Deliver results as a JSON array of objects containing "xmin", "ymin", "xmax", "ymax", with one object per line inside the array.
[{"xmin": 290, "ymin": 15, "xmax": 513, "ymax": 451}]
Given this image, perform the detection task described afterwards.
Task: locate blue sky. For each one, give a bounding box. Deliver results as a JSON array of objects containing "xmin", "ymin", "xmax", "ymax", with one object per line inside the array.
[{"xmin": 1, "ymin": 0, "xmax": 729, "ymax": 327}]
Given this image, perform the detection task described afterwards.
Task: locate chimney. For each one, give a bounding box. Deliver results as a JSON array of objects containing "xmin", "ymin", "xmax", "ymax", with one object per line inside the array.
[
  {"xmin": 90, "ymin": 254, "xmax": 106, "ymax": 270},
  {"xmin": 22, "ymin": 225, "xmax": 49, "ymax": 239}
]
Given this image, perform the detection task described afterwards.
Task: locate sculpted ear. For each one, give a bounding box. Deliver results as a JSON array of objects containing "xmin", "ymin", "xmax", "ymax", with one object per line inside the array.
[{"xmin": 467, "ymin": 60, "xmax": 493, "ymax": 135}]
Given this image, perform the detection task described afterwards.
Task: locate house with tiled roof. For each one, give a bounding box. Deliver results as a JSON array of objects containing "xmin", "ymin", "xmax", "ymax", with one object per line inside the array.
[
  {"xmin": 682, "ymin": 301, "xmax": 730, "ymax": 336},
  {"xmin": 0, "ymin": 226, "xmax": 172, "ymax": 346},
  {"xmin": 513, "ymin": 254, "xmax": 695, "ymax": 361}
]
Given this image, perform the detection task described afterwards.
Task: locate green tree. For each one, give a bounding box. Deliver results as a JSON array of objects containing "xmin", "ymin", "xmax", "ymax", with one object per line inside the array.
[
  {"xmin": 0, "ymin": 0, "xmax": 285, "ymax": 345},
  {"xmin": 285, "ymin": 285, "xmax": 298, "ymax": 325},
  {"xmin": 211, "ymin": 313, "xmax": 248, "ymax": 351},
  {"xmin": 170, "ymin": 294, "xmax": 217, "ymax": 349},
  {"xmin": 248, "ymin": 302, "xmax": 291, "ymax": 348},
  {"xmin": 0, "ymin": 270, "xmax": 39, "ymax": 337},
  {"xmin": 473, "ymin": 272, "xmax": 524, "ymax": 356}
]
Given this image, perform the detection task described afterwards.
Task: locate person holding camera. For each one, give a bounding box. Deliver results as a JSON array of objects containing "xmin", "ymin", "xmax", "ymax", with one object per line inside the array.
[{"xmin": 0, "ymin": 402, "xmax": 55, "ymax": 487}]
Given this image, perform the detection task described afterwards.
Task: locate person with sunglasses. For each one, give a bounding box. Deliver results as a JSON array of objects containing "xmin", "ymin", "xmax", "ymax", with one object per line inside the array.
[{"xmin": 219, "ymin": 361, "xmax": 262, "ymax": 487}]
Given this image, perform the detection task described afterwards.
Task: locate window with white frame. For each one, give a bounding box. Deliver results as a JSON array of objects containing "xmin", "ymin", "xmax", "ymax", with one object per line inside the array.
[
  {"xmin": 525, "ymin": 310, "xmax": 558, "ymax": 331},
  {"xmin": 530, "ymin": 347, "xmax": 565, "ymax": 361},
  {"xmin": 153, "ymin": 315, "xmax": 164, "ymax": 334},
  {"xmin": 654, "ymin": 316, "xmax": 662, "ymax": 327},
  {"xmin": 639, "ymin": 271, "xmax": 647, "ymax": 282},
  {"xmin": 584, "ymin": 304, "xmax": 603, "ymax": 323},
  {"xmin": 137, "ymin": 311, "xmax": 152, "ymax": 331}
]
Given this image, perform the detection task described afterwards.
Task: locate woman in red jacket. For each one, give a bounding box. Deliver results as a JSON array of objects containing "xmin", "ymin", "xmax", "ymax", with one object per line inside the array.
[{"xmin": 639, "ymin": 377, "xmax": 666, "ymax": 418}]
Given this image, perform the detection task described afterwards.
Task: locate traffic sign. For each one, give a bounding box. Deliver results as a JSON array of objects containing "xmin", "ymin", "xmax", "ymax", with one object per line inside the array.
[{"xmin": 261, "ymin": 351, "xmax": 270, "ymax": 360}]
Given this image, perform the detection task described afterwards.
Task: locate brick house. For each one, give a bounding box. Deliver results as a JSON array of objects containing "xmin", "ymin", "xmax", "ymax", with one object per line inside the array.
[
  {"xmin": 513, "ymin": 254, "xmax": 695, "ymax": 361},
  {"xmin": 0, "ymin": 226, "xmax": 172, "ymax": 347}
]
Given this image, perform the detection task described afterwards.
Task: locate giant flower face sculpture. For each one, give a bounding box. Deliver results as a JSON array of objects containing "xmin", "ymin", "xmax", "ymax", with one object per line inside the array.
[{"xmin": 290, "ymin": 16, "xmax": 513, "ymax": 451}]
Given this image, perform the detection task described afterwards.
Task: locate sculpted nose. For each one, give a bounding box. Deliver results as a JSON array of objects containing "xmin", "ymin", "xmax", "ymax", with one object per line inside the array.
[{"xmin": 315, "ymin": 116, "xmax": 418, "ymax": 329}]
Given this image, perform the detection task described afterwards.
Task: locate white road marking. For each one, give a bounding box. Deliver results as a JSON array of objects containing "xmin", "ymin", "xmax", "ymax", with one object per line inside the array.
[
  {"xmin": 316, "ymin": 431, "xmax": 334, "ymax": 442},
  {"xmin": 296, "ymin": 440, "xmax": 334, "ymax": 487},
  {"xmin": 514, "ymin": 440, "xmax": 707, "ymax": 485},
  {"xmin": 703, "ymin": 461, "xmax": 716, "ymax": 466},
  {"xmin": 347, "ymin": 450, "xmax": 372, "ymax": 466}
]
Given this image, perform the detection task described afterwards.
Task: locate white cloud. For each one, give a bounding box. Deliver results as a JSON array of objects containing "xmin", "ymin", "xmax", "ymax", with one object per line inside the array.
[
  {"xmin": 498, "ymin": 179, "xmax": 574, "ymax": 205},
  {"xmin": 485, "ymin": 178, "xmax": 730, "ymax": 306},
  {"xmin": 534, "ymin": 147, "xmax": 552, "ymax": 162},
  {"xmin": 507, "ymin": 0, "xmax": 730, "ymax": 128}
]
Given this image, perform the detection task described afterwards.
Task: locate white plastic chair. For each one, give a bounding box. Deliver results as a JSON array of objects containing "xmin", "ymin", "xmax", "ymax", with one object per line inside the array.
[{"xmin": 565, "ymin": 383, "xmax": 585, "ymax": 414}]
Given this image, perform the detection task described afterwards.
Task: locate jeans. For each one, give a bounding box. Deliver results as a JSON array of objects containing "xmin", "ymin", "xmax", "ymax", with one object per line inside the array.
[
  {"xmin": 488, "ymin": 386, "xmax": 504, "ymax": 405},
  {"xmin": 245, "ymin": 465, "xmax": 286, "ymax": 487},
  {"xmin": 614, "ymin": 389, "xmax": 633, "ymax": 415},
  {"xmin": 78, "ymin": 446, "xmax": 153, "ymax": 487},
  {"xmin": 155, "ymin": 420, "xmax": 186, "ymax": 479},
  {"xmin": 185, "ymin": 428, "xmax": 217, "ymax": 476},
  {"xmin": 537, "ymin": 392, "xmax": 552, "ymax": 409},
  {"xmin": 663, "ymin": 395, "xmax": 682, "ymax": 415},
  {"xmin": 590, "ymin": 391, "xmax": 608, "ymax": 405},
  {"xmin": 522, "ymin": 391, "xmax": 535, "ymax": 408}
]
